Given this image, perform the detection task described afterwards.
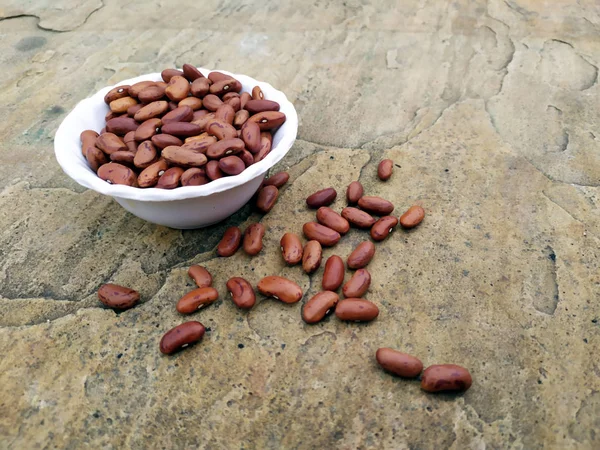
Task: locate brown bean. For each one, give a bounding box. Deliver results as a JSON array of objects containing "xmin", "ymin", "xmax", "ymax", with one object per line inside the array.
[
  {"xmin": 156, "ymin": 167, "xmax": 185, "ymax": 189},
  {"xmin": 176, "ymin": 287, "xmax": 219, "ymax": 314},
  {"xmin": 421, "ymin": 365, "xmax": 472, "ymax": 393},
  {"xmin": 206, "ymin": 138, "xmax": 245, "ymax": 159},
  {"xmin": 96, "ymin": 132, "xmax": 126, "ymax": 155},
  {"xmin": 245, "ymin": 99, "xmax": 280, "ymax": 114},
  {"xmin": 217, "ymin": 226, "xmax": 242, "ymax": 257},
  {"xmin": 239, "ymin": 149, "xmax": 254, "ymax": 167},
  {"xmin": 192, "ymin": 110, "xmax": 209, "ymax": 121},
  {"xmin": 257, "ymin": 276, "xmax": 303, "ymax": 304},
  {"xmin": 346, "ymin": 181, "xmax": 364, "ymax": 204},
  {"xmin": 85, "ymin": 146, "xmax": 108, "ymax": 172},
  {"xmin": 182, "ymin": 64, "xmax": 204, "ymax": 82},
  {"xmin": 264, "ymin": 171, "xmax": 289, "ymax": 188},
  {"xmin": 280, "ymin": 233, "xmax": 303, "ymax": 265},
  {"xmin": 181, "ymin": 168, "xmax": 209, "ymax": 186},
  {"xmin": 161, "ymin": 145, "xmax": 208, "ymax": 168},
  {"xmin": 261, "ymin": 130, "xmax": 272, "ymax": 144},
  {"xmin": 223, "ymin": 92, "xmax": 240, "ymax": 101},
  {"xmin": 138, "ymin": 84, "xmax": 166, "ymax": 103},
  {"xmin": 378, "ymin": 159, "xmax": 393, "ymax": 180},
  {"xmin": 316, "ymin": 207, "xmax": 349, "ymax": 234},
  {"xmin": 233, "ymin": 109, "xmax": 250, "ymax": 128},
  {"xmin": 342, "ymin": 268, "xmax": 371, "ymax": 298},
  {"xmin": 151, "ymin": 133, "xmax": 183, "ymax": 149},
  {"xmin": 110, "ymin": 96, "xmax": 137, "ymax": 114},
  {"xmin": 322, "ymin": 255, "xmax": 345, "ymax": 291},
  {"xmin": 207, "ymin": 120, "xmax": 238, "ymax": 140},
  {"xmin": 256, "ymin": 185, "xmax": 279, "ymax": 213},
  {"xmin": 202, "ymin": 94, "xmax": 224, "ymax": 111},
  {"xmin": 240, "ymin": 92, "xmax": 252, "ymax": 109},
  {"xmin": 179, "ymin": 97, "xmax": 203, "ymax": 110},
  {"xmin": 206, "ymin": 160, "xmax": 224, "ymax": 180},
  {"xmin": 134, "ymin": 101, "xmax": 169, "ymax": 122},
  {"xmin": 105, "ymin": 111, "xmax": 124, "ymax": 122},
  {"xmin": 104, "ymin": 85, "xmax": 130, "ymax": 104},
  {"xmin": 128, "ymin": 81, "xmax": 155, "ymax": 98},
  {"xmin": 302, "ymin": 222, "xmax": 341, "ymax": 247},
  {"xmin": 182, "ymin": 135, "xmax": 217, "ymax": 154},
  {"xmin": 341, "ymin": 207, "xmax": 376, "ymax": 229},
  {"xmin": 124, "ymin": 131, "xmax": 138, "ymax": 153},
  {"xmin": 226, "ymin": 96, "xmax": 241, "ymax": 112},
  {"xmin": 97, "ymin": 283, "xmax": 140, "ymax": 309},
  {"xmin": 347, "ymin": 241, "xmax": 376, "ymax": 269},
  {"xmin": 165, "ymin": 76, "xmax": 190, "ymax": 102},
  {"xmin": 335, "ymin": 298, "xmax": 379, "ymax": 322},
  {"xmin": 159, "ymin": 321, "xmax": 205, "ymax": 355},
  {"xmin": 191, "ymin": 112, "xmax": 217, "ymax": 132},
  {"xmin": 252, "ymin": 86, "xmax": 264, "ymax": 100},
  {"xmin": 161, "ymin": 68, "xmax": 184, "ymax": 83},
  {"xmin": 306, "ymin": 188, "xmax": 337, "ymax": 209},
  {"xmin": 302, "ymin": 291, "xmax": 339, "ymax": 324},
  {"xmin": 226, "ymin": 277, "xmax": 256, "ymax": 309},
  {"xmin": 134, "ymin": 118, "xmax": 162, "ymax": 142},
  {"xmin": 97, "ymin": 162, "xmax": 137, "ymax": 186},
  {"xmin": 134, "ymin": 141, "xmax": 159, "ymax": 169},
  {"xmin": 162, "ymin": 106, "xmax": 194, "ymax": 124},
  {"xmin": 376, "ymin": 348, "xmax": 423, "ymax": 378},
  {"xmin": 210, "ymin": 78, "xmax": 242, "ymax": 95},
  {"xmin": 138, "ymin": 159, "xmax": 169, "ymax": 188},
  {"xmin": 105, "ymin": 116, "xmax": 139, "ymax": 136},
  {"xmin": 215, "ymin": 104, "xmax": 235, "ymax": 125},
  {"xmin": 219, "ymin": 156, "xmax": 245, "ymax": 175},
  {"xmin": 399, "ymin": 205, "xmax": 425, "ymax": 228},
  {"xmin": 110, "ymin": 150, "xmax": 136, "ymax": 165},
  {"xmin": 358, "ymin": 196, "xmax": 395, "ymax": 216},
  {"xmin": 243, "ymin": 223, "xmax": 265, "ymax": 256},
  {"xmin": 302, "ymin": 240, "xmax": 322, "ymax": 274},
  {"xmin": 127, "ymin": 103, "xmax": 143, "ymax": 118},
  {"xmin": 191, "ymin": 77, "xmax": 210, "ymax": 98},
  {"xmin": 248, "ymin": 111, "xmax": 286, "ymax": 131},
  {"xmin": 80, "ymin": 129, "xmax": 99, "ymax": 156},
  {"xmin": 208, "ymin": 71, "xmax": 230, "ymax": 82},
  {"xmin": 161, "ymin": 122, "xmax": 202, "ymax": 137},
  {"xmin": 241, "ymin": 121, "xmax": 261, "ymax": 153},
  {"xmin": 371, "ymin": 216, "xmax": 399, "ymax": 241},
  {"xmin": 253, "ymin": 135, "xmax": 272, "ymax": 163}
]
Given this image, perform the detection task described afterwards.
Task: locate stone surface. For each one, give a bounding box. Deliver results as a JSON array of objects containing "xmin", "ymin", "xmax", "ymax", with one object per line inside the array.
[{"xmin": 1, "ymin": 0, "xmax": 599, "ymax": 448}]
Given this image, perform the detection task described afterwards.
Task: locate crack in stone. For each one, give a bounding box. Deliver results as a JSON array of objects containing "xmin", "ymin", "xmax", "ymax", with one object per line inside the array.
[{"xmin": 541, "ymin": 191, "xmax": 583, "ymax": 226}]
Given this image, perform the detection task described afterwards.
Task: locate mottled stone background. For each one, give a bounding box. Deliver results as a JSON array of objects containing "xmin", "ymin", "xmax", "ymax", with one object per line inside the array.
[{"xmin": 1, "ymin": 0, "xmax": 599, "ymax": 449}]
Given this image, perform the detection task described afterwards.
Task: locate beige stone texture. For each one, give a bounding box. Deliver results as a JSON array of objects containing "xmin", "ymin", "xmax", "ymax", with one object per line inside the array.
[{"xmin": 1, "ymin": 0, "xmax": 599, "ymax": 448}]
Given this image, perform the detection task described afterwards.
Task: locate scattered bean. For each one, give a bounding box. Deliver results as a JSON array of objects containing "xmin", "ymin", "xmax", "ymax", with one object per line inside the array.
[
  {"xmin": 243, "ymin": 223, "xmax": 265, "ymax": 256},
  {"xmin": 347, "ymin": 241, "xmax": 376, "ymax": 269},
  {"xmin": 400, "ymin": 205, "xmax": 425, "ymax": 228},
  {"xmin": 302, "ymin": 291, "xmax": 339, "ymax": 324},
  {"xmin": 378, "ymin": 159, "xmax": 393, "ymax": 180},
  {"xmin": 256, "ymin": 185, "xmax": 279, "ymax": 213},
  {"xmin": 341, "ymin": 207, "xmax": 376, "ymax": 229},
  {"xmin": 370, "ymin": 216, "xmax": 399, "ymax": 241},
  {"xmin": 306, "ymin": 188, "xmax": 337, "ymax": 209},
  {"xmin": 217, "ymin": 226, "xmax": 242, "ymax": 257},
  {"xmin": 257, "ymin": 276, "xmax": 303, "ymax": 303},
  {"xmin": 97, "ymin": 283, "xmax": 140, "ymax": 309},
  {"xmin": 376, "ymin": 348, "xmax": 423, "ymax": 378},
  {"xmin": 357, "ymin": 196, "xmax": 395, "ymax": 215},
  {"xmin": 280, "ymin": 233, "xmax": 303, "ymax": 265},
  {"xmin": 335, "ymin": 298, "xmax": 379, "ymax": 322},
  {"xmin": 420, "ymin": 365, "xmax": 472, "ymax": 393},
  {"xmin": 322, "ymin": 255, "xmax": 345, "ymax": 291},
  {"xmin": 342, "ymin": 268, "xmax": 371, "ymax": 298},
  {"xmin": 159, "ymin": 321, "xmax": 205, "ymax": 355},
  {"xmin": 302, "ymin": 222, "xmax": 341, "ymax": 247},
  {"xmin": 226, "ymin": 277, "xmax": 256, "ymax": 309},
  {"xmin": 176, "ymin": 287, "xmax": 219, "ymax": 314},
  {"xmin": 302, "ymin": 240, "xmax": 322, "ymax": 274},
  {"xmin": 316, "ymin": 207, "xmax": 350, "ymax": 234},
  {"xmin": 188, "ymin": 265, "xmax": 213, "ymax": 288}
]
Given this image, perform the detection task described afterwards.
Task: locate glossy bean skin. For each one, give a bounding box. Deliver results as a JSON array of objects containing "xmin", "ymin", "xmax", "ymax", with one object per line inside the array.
[
  {"xmin": 233, "ymin": 110, "xmax": 250, "ymax": 128},
  {"xmin": 347, "ymin": 241, "xmax": 376, "ymax": 269},
  {"xmin": 80, "ymin": 129, "xmax": 99, "ymax": 156},
  {"xmin": 188, "ymin": 265, "xmax": 212, "ymax": 288},
  {"xmin": 243, "ymin": 223, "xmax": 265, "ymax": 256},
  {"xmin": 206, "ymin": 138, "xmax": 245, "ymax": 159},
  {"xmin": 138, "ymin": 84, "xmax": 166, "ymax": 103},
  {"xmin": 159, "ymin": 321, "xmax": 205, "ymax": 355},
  {"xmin": 335, "ymin": 298, "xmax": 379, "ymax": 322},
  {"xmin": 247, "ymin": 111, "xmax": 286, "ymax": 131},
  {"xmin": 151, "ymin": 133, "xmax": 183, "ymax": 149},
  {"xmin": 106, "ymin": 116, "xmax": 139, "ymax": 136},
  {"xmin": 420, "ymin": 365, "xmax": 472, "ymax": 393},
  {"xmin": 96, "ymin": 132, "xmax": 127, "ymax": 154},
  {"xmin": 256, "ymin": 185, "xmax": 279, "ymax": 213},
  {"xmin": 378, "ymin": 159, "xmax": 393, "ymax": 180},
  {"xmin": 134, "ymin": 118, "xmax": 162, "ymax": 142},
  {"xmin": 191, "ymin": 77, "xmax": 210, "ymax": 98},
  {"xmin": 264, "ymin": 171, "xmax": 289, "ymax": 188},
  {"xmin": 165, "ymin": 76, "xmax": 190, "ymax": 102},
  {"xmin": 217, "ymin": 226, "xmax": 242, "ymax": 257},
  {"xmin": 240, "ymin": 92, "xmax": 252, "ymax": 109},
  {"xmin": 97, "ymin": 162, "xmax": 138, "ymax": 186},
  {"xmin": 245, "ymin": 99, "xmax": 280, "ymax": 113},
  {"xmin": 176, "ymin": 287, "xmax": 219, "ymax": 314},
  {"xmin": 110, "ymin": 151, "xmax": 136, "ymax": 165},
  {"xmin": 400, "ymin": 205, "xmax": 425, "ymax": 228},
  {"xmin": 341, "ymin": 207, "xmax": 376, "ymax": 229},
  {"xmin": 124, "ymin": 131, "xmax": 138, "ymax": 152},
  {"xmin": 241, "ymin": 121, "xmax": 261, "ymax": 153},
  {"xmin": 128, "ymin": 81, "xmax": 155, "ymax": 98},
  {"xmin": 342, "ymin": 269, "xmax": 371, "ymax": 298},
  {"xmin": 161, "ymin": 122, "xmax": 202, "ymax": 138},
  {"xmin": 371, "ymin": 216, "xmax": 399, "ymax": 241},
  {"xmin": 161, "ymin": 68, "xmax": 184, "ymax": 82},
  {"xmin": 104, "ymin": 85, "xmax": 130, "ymax": 104},
  {"xmin": 322, "ymin": 255, "xmax": 345, "ymax": 291},
  {"xmin": 138, "ymin": 159, "xmax": 169, "ymax": 188},
  {"xmin": 239, "ymin": 149, "xmax": 254, "ymax": 167},
  {"xmin": 208, "ymin": 71, "xmax": 230, "ymax": 82},
  {"xmin": 306, "ymin": 188, "xmax": 337, "ymax": 209},
  {"xmin": 162, "ymin": 105, "xmax": 194, "ymax": 124},
  {"xmin": 134, "ymin": 101, "xmax": 169, "ymax": 122},
  {"xmin": 202, "ymin": 94, "xmax": 224, "ymax": 111},
  {"xmin": 133, "ymin": 141, "xmax": 159, "ymax": 169},
  {"xmin": 179, "ymin": 97, "xmax": 203, "ymax": 110},
  {"xmin": 302, "ymin": 222, "xmax": 341, "ymax": 247},
  {"xmin": 357, "ymin": 196, "xmax": 395, "ymax": 215},
  {"xmin": 218, "ymin": 155, "xmax": 245, "ymax": 175},
  {"xmin": 97, "ymin": 283, "xmax": 140, "ymax": 309},
  {"xmin": 182, "ymin": 63, "xmax": 204, "ymax": 82},
  {"xmin": 215, "ymin": 104, "xmax": 235, "ymax": 125},
  {"xmin": 376, "ymin": 348, "xmax": 423, "ymax": 378},
  {"xmin": 156, "ymin": 167, "xmax": 185, "ymax": 189},
  {"xmin": 252, "ymin": 86, "xmax": 264, "ymax": 100},
  {"xmin": 209, "ymin": 78, "xmax": 242, "ymax": 95},
  {"xmin": 302, "ymin": 240, "xmax": 322, "ymax": 274},
  {"xmin": 226, "ymin": 277, "xmax": 256, "ymax": 309},
  {"xmin": 206, "ymin": 160, "xmax": 224, "ymax": 180},
  {"xmin": 302, "ymin": 291, "xmax": 339, "ymax": 324},
  {"xmin": 181, "ymin": 168, "xmax": 210, "ymax": 186},
  {"xmin": 253, "ymin": 134, "xmax": 272, "ymax": 163},
  {"xmin": 207, "ymin": 120, "xmax": 238, "ymax": 140},
  {"xmin": 346, "ymin": 181, "xmax": 364, "ymax": 204},
  {"xmin": 257, "ymin": 276, "xmax": 303, "ymax": 304},
  {"xmin": 316, "ymin": 207, "xmax": 350, "ymax": 234},
  {"xmin": 280, "ymin": 233, "xmax": 303, "ymax": 265},
  {"xmin": 85, "ymin": 147, "xmax": 108, "ymax": 172}
]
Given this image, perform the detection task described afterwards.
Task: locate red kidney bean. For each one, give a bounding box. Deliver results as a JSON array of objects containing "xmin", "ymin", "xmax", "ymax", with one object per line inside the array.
[
  {"xmin": 257, "ymin": 276, "xmax": 303, "ymax": 303},
  {"xmin": 243, "ymin": 223, "xmax": 265, "ymax": 256},
  {"xmin": 322, "ymin": 255, "xmax": 345, "ymax": 291},
  {"xmin": 133, "ymin": 141, "xmax": 159, "ymax": 169},
  {"xmin": 306, "ymin": 188, "xmax": 337, "ymax": 209},
  {"xmin": 181, "ymin": 168, "xmax": 210, "ymax": 186},
  {"xmin": 106, "ymin": 116, "xmax": 139, "ymax": 136},
  {"xmin": 210, "ymin": 78, "xmax": 242, "ymax": 95},
  {"xmin": 151, "ymin": 133, "xmax": 183, "ymax": 149},
  {"xmin": 357, "ymin": 196, "xmax": 395, "ymax": 215},
  {"xmin": 159, "ymin": 321, "xmax": 205, "ymax": 355},
  {"xmin": 248, "ymin": 111, "xmax": 286, "ymax": 131},
  {"xmin": 219, "ymin": 156, "xmax": 245, "ymax": 175},
  {"xmin": 179, "ymin": 97, "xmax": 203, "ymax": 110},
  {"xmin": 376, "ymin": 348, "xmax": 423, "ymax": 378},
  {"xmin": 128, "ymin": 81, "xmax": 155, "ymax": 98},
  {"xmin": 302, "ymin": 222, "xmax": 341, "ymax": 247},
  {"xmin": 165, "ymin": 76, "xmax": 190, "ymax": 102},
  {"xmin": 217, "ymin": 226, "xmax": 242, "ymax": 257},
  {"xmin": 253, "ymin": 135, "xmax": 272, "ymax": 163},
  {"xmin": 138, "ymin": 84, "xmax": 166, "ymax": 103},
  {"xmin": 104, "ymin": 85, "xmax": 130, "ymax": 104},
  {"xmin": 207, "ymin": 119, "xmax": 238, "ymax": 140},
  {"xmin": 233, "ymin": 109, "xmax": 250, "ymax": 128},
  {"xmin": 80, "ymin": 129, "xmax": 99, "ymax": 156},
  {"xmin": 256, "ymin": 185, "xmax": 279, "ymax": 213},
  {"xmin": 206, "ymin": 138, "xmax": 245, "ymax": 159},
  {"xmin": 206, "ymin": 160, "xmax": 224, "ymax": 180},
  {"xmin": 97, "ymin": 283, "xmax": 140, "ymax": 309},
  {"xmin": 241, "ymin": 121, "xmax": 261, "ymax": 153},
  {"xmin": 161, "ymin": 122, "xmax": 202, "ymax": 137},
  {"xmin": 370, "ymin": 216, "xmax": 399, "ymax": 241},
  {"xmin": 176, "ymin": 287, "xmax": 219, "ymax": 313},
  {"xmin": 420, "ymin": 365, "xmax": 472, "ymax": 393},
  {"xmin": 86, "ymin": 147, "xmax": 108, "ymax": 172},
  {"xmin": 215, "ymin": 104, "xmax": 235, "ymax": 125},
  {"xmin": 134, "ymin": 118, "xmax": 162, "ymax": 142},
  {"xmin": 342, "ymin": 269, "xmax": 371, "ymax": 298},
  {"xmin": 280, "ymin": 233, "xmax": 303, "ymax": 265},
  {"xmin": 182, "ymin": 63, "xmax": 204, "ymax": 82},
  {"xmin": 239, "ymin": 149, "xmax": 254, "ymax": 167},
  {"xmin": 316, "ymin": 207, "xmax": 349, "ymax": 234},
  {"xmin": 252, "ymin": 86, "xmax": 264, "ymax": 100},
  {"xmin": 378, "ymin": 159, "xmax": 393, "ymax": 180},
  {"xmin": 202, "ymin": 94, "xmax": 224, "ymax": 111},
  {"xmin": 97, "ymin": 132, "xmax": 127, "ymax": 154},
  {"xmin": 347, "ymin": 241, "xmax": 376, "ymax": 269},
  {"xmin": 127, "ymin": 103, "xmax": 143, "ymax": 118},
  {"xmin": 226, "ymin": 277, "xmax": 256, "ymax": 309},
  {"xmin": 97, "ymin": 162, "xmax": 138, "ymax": 186},
  {"xmin": 191, "ymin": 77, "xmax": 210, "ymax": 98},
  {"xmin": 161, "ymin": 68, "xmax": 184, "ymax": 82},
  {"xmin": 124, "ymin": 131, "xmax": 138, "ymax": 153},
  {"xmin": 400, "ymin": 205, "xmax": 425, "ymax": 228},
  {"xmin": 134, "ymin": 101, "xmax": 169, "ymax": 122},
  {"xmin": 341, "ymin": 207, "xmax": 376, "ymax": 229},
  {"xmin": 240, "ymin": 92, "xmax": 252, "ymax": 109},
  {"xmin": 188, "ymin": 265, "xmax": 212, "ymax": 288},
  {"xmin": 138, "ymin": 159, "xmax": 169, "ymax": 188},
  {"xmin": 335, "ymin": 298, "xmax": 379, "ymax": 322},
  {"xmin": 162, "ymin": 106, "xmax": 194, "ymax": 124},
  {"xmin": 156, "ymin": 166, "xmax": 185, "ymax": 189},
  {"xmin": 264, "ymin": 171, "xmax": 289, "ymax": 188},
  {"xmin": 110, "ymin": 151, "xmax": 136, "ymax": 165},
  {"xmin": 245, "ymin": 99, "xmax": 280, "ymax": 114},
  {"xmin": 302, "ymin": 240, "xmax": 322, "ymax": 274},
  {"xmin": 302, "ymin": 291, "xmax": 339, "ymax": 324}
]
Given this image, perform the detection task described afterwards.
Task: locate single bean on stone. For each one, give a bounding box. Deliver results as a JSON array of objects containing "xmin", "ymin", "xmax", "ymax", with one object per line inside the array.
[
  {"xmin": 306, "ymin": 188, "xmax": 337, "ymax": 209},
  {"xmin": 280, "ymin": 233, "xmax": 303, "ymax": 265},
  {"xmin": 243, "ymin": 223, "xmax": 265, "ymax": 256},
  {"xmin": 188, "ymin": 265, "xmax": 213, "ymax": 288},
  {"xmin": 322, "ymin": 255, "xmax": 345, "ymax": 291},
  {"xmin": 347, "ymin": 241, "xmax": 376, "ymax": 269},
  {"xmin": 399, "ymin": 205, "xmax": 425, "ymax": 228},
  {"xmin": 97, "ymin": 283, "xmax": 140, "ymax": 310},
  {"xmin": 302, "ymin": 291, "xmax": 339, "ymax": 324},
  {"xmin": 302, "ymin": 240, "xmax": 322, "ymax": 274},
  {"xmin": 257, "ymin": 276, "xmax": 303, "ymax": 303},
  {"xmin": 376, "ymin": 348, "xmax": 423, "ymax": 378},
  {"xmin": 226, "ymin": 277, "xmax": 256, "ymax": 309},
  {"xmin": 342, "ymin": 268, "xmax": 371, "ymax": 298},
  {"xmin": 335, "ymin": 298, "xmax": 379, "ymax": 322},
  {"xmin": 217, "ymin": 226, "xmax": 242, "ymax": 257},
  {"xmin": 420, "ymin": 365, "xmax": 472, "ymax": 393},
  {"xmin": 159, "ymin": 321, "xmax": 205, "ymax": 355}
]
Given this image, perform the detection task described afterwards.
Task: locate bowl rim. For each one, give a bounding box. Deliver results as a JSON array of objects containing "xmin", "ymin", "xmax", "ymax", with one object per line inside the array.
[{"xmin": 54, "ymin": 68, "xmax": 298, "ymax": 202}]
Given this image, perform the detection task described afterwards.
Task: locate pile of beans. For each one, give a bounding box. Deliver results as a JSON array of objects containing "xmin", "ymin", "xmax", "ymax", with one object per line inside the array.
[
  {"xmin": 79, "ymin": 64, "xmax": 286, "ymax": 188},
  {"xmin": 97, "ymin": 152, "xmax": 472, "ymax": 393}
]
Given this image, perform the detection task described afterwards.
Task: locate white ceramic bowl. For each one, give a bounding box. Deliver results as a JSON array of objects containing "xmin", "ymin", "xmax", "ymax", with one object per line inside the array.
[{"xmin": 54, "ymin": 68, "xmax": 298, "ymax": 229}]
